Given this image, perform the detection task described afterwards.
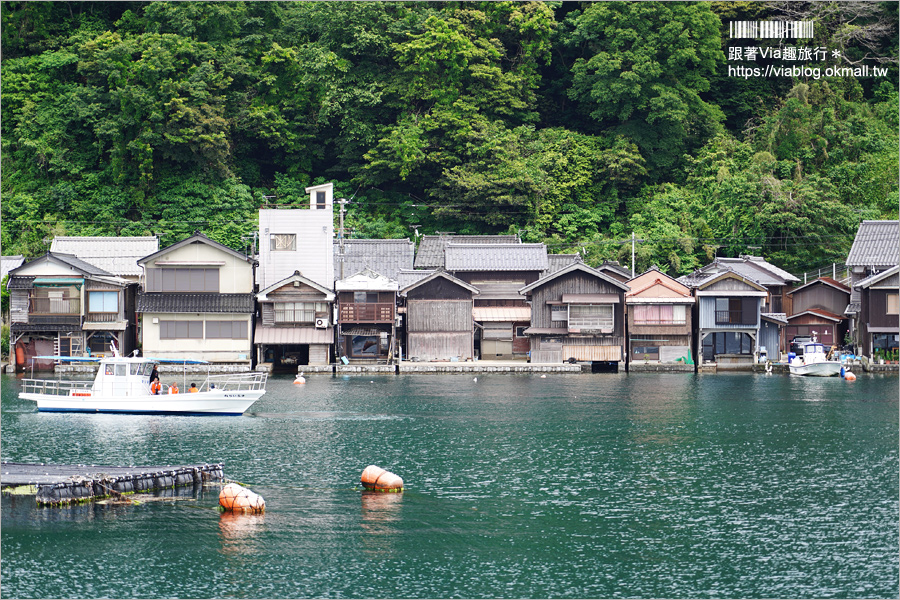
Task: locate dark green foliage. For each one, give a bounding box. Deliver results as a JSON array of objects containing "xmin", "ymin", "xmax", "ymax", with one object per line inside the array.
[{"xmin": 1, "ymin": 1, "xmax": 896, "ymax": 279}]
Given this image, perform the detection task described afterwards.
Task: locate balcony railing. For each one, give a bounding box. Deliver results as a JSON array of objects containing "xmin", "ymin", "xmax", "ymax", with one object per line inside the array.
[
  {"xmin": 339, "ymin": 302, "xmax": 394, "ymax": 323},
  {"xmin": 85, "ymin": 312, "xmax": 119, "ymax": 323},
  {"xmin": 29, "ymin": 297, "xmax": 81, "ymax": 315},
  {"xmin": 715, "ymin": 310, "xmax": 744, "ymax": 324}
]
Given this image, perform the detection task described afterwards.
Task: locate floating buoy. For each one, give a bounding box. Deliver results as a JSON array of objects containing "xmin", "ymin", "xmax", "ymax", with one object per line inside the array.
[
  {"xmin": 360, "ymin": 465, "xmax": 403, "ymax": 493},
  {"xmin": 294, "ymin": 373, "xmax": 306, "ymax": 385},
  {"xmin": 219, "ymin": 483, "xmax": 266, "ymax": 513},
  {"xmin": 844, "ymin": 371, "xmax": 857, "ymax": 382},
  {"xmin": 540, "ymin": 374, "xmax": 547, "ymax": 378}
]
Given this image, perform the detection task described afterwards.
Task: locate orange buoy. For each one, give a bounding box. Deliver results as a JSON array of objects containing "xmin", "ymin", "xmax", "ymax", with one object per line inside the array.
[
  {"xmin": 294, "ymin": 373, "xmax": 306, "ymax": 385},
  {"xmin": 844, "ymin": 371, "xmax": 857, "ymax": 381},
  {"xmin": 219, "ymin": 483, "xmax": 266, "ymax": 513},
  {"xmin": 360, "ymin": 465, "xmax": 404, "ymax": 492},
  {"xmin": 15, "ymin": 344, "xmax": 25, "ymax": 366}
]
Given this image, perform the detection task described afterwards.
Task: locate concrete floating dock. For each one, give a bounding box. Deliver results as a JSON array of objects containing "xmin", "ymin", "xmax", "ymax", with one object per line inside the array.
[{"xmin": 0, "ymin": 462, "xmax": 224, "ymax": 506}]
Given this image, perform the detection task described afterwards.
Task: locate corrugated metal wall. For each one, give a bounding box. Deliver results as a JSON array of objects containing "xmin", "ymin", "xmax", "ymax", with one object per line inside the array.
[{"xmin": 698, "ymin": 297, "xmax": 759, "ymax": 329}]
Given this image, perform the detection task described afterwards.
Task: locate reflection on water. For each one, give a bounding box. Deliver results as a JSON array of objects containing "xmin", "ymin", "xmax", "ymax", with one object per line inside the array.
[{"xmin": 2, "ymin": 372, "xmax": 897, "ymax": 599}]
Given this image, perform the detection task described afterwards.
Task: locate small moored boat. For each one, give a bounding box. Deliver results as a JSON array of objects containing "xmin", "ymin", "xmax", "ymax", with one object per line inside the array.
[
  {"xmin": 20, "ymin": 350, "xmax": 267, "ymax": 415},
  {"xmin": 788, "ymin": 341, "xmax": 842, "ymax": 377}
]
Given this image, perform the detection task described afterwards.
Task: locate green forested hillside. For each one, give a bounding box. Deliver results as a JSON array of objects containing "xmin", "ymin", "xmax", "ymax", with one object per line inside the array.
[{"xmin": 1, "ymin": 1, "xmax": 897, "ymax": 275}]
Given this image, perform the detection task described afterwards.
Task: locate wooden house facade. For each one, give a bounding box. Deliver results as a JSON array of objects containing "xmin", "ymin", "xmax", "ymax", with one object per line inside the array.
[
  {"xmin": 844, "ymin": 220, "xmax": 899, "ymax": 348},
  {"xmin": 689, "ymin": 270, "xmax": 766, "ymax": 368},
  {"xmin": 520, "ymin": 262, "xmax": 629, "ymax": 365},
  {"xmin": 625, "ymin": 267, "xmax": 694, "ymax": 364},
  {"xmin": 855, "ymin": 265, "xmax": 899, "ymax": 358},
  {"xmin": 400, "ymin": 271, "xmax": 478, "ymax": 362},
  {"xmin": 255, "ymin": 270, "xmax": 335, "ymax": 368},
  {"xmin": 335, "ymin": 268, "xmax": 398, "ymax": 364},
  {"xmin": 7, "ymin": 253, "xmax": 130, "ymax": 371},
  {"xmin": 785, "ymin": 278, "xmax": 850, "ymax": 348},
  {"xmin": 445, "ymin": 243, "xmax": 547, "ymax": 360}
]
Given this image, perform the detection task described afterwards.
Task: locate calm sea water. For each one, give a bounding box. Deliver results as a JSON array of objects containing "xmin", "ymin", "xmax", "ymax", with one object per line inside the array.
[{"xmin": 2, "ymin": 371, "xmax": 897, "ymax": 599}]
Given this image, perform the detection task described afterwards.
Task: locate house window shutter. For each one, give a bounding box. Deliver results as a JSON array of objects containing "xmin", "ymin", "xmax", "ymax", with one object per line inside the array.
[{"xmin": 742, "ymin": 297, "xmax": 758, "ymax": 325}]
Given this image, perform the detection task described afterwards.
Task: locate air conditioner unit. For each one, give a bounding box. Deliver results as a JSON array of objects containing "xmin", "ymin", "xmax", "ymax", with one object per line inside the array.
[{"xmin": 315, "ymin": 318, "xmax": 329, "ymax": 329}]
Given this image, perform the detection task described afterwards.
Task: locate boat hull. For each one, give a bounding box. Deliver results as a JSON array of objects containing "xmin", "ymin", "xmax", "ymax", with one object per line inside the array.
[
  {"xmin": 21, "ymin": 390, "xmax": 264, "ymax": 416},
  {"xmin": 789, "ymin": 362, "xmax": 842, "ymax": 377}
]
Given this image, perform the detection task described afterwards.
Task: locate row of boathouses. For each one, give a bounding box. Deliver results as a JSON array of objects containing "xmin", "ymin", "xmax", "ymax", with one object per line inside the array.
[{"xmin": 3, "ymin": 185, "xmax": 897, "ymax": 373}]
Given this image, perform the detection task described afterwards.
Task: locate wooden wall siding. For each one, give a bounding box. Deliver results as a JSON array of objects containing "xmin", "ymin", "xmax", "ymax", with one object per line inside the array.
[
  {"xmin": 407, "ymin": 278, "xmax": 472, "ymax": 301},
  {"xmin": 262, "ymin": 303, "xmax": 274, "ymax": 327},
  {"xmin": 407, "ymin": 299, "xmax": 472, "ymax": 333},
  {"xmin": 408, "ymin": 332, "xmax": 472, "ymax": 361},
  {"xmin": 627, "ymin": 312, "xmax": 693, "ymax": 337},
  {"xmin": 529, "ymin": 272, "xmax": 624, "ymax": 330},
  {"xmin": 563, "ymin": 344, "xmax": 621, "ymax": 361},
  {"xmin": 702, "ymin": 278, "xmax": 762, "ymax": 292},
  {"xmin": 269, "ymin": 288, "xmax": 329, "ymax": 301},
  {"xmin": 789, "ymin": 313, "xmax": 840, "ymax": 326},
  {"xmin": 792, "ymin": 286, "xmax": 849, "ymax": 314},
  {"xmin": 698, "ymin": 297, "xmax": 759, "ymax": 329},
  {"xmin": 867, "ymin": 290, "xmax": 899, "ymax": 328},
  {"xmin": 532, "ymin": 350, "xmax": 562, "ymax": 363},
  {"xmin": 630, "ymin": 335, "xmax": 692, "ymax": 347},
  {"xmin": 338, "ymin": 291, "xmax": 394, "ymax": 303},
  {"xmin": 10, "ymin": 290, "xmax": 29, "ymax": 323},
  {"xmin": 562, "ymin": 336, "xmax": 624, "ymax": 347}
]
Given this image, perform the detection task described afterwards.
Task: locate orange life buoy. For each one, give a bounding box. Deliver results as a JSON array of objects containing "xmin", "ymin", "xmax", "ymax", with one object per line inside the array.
[{"xmin": 219, "ymin": 483, "xmax": 266, "ymax": 513}]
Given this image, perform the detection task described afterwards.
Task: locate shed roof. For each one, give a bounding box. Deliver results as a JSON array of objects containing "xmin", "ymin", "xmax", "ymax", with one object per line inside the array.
[
  {"xmin": 397, "ymin": 269, "xmax": 434, "ymax": 289},
  {"xmin": 854, "ymin": 264, "xmax": 900, "ymax": 289},
  {"xmin": 51, "ymin": 236, "xmax": 159, "ymax": 277},
  {"xmin": 333, "ymin": 238, "xmax": 414, "ymax": 282},
  {"xmin": 399, "ymin": 270, "xmax": 479, "ymax": 296},
  {"xmin": 445, "ymin": 243, "xmax": 548, "ymax": 272},
  {"xmin": 472, "ymin": 306, "xmax": 531, "ymax": 322},
  {"xmin": 1, "ymin": 255, "xmax": 25, "ymax": 280},
  {"xmin": 846, "ymin": 220, "xmax": 899, "ymax": 267},
  {"xmin": 519, "ymin": 262, "xmax": 630, "ymax": 295},
  {"xmin": 414, "ymin": 235, "xmax": 519, "ymax": 269},
  {"xmin": 786, "ymin": 277, "xmax": 851, "ymax": 296},
  {"xmin": 257, "ymin": 270, "xmax": 335, "ymax": 301},
  {"xmin": 545, "ymin": 254, "xmax": 580, "ymax": 276}
]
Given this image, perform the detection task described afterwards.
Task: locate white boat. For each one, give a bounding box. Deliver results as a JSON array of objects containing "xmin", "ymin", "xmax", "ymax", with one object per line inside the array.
[
  {"xmin": 789, "ymin": 341, "xmax": 842, "ymax": 377},
  {"xmin": 20, "ymin": 352, "xmax": 267, "ymax": 415}
]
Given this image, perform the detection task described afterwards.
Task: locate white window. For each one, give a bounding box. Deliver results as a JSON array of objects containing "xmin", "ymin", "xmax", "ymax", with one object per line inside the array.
[
  {"xmin": 568, "ymin": 304, "xmax": 614, "ymax": 332},
  {"xmin": 887, "ymin": 293, "xmax": 899, "ymax": 315},
  {"xmin": 551, "ymin": 306, "xmax": 568, "ymax": 323},
  {"xmin": 271, "ymin": 234, "xmax": 296, "ymax": 251},
  {"xmin": 88, "ymin": 291, "xmax": 118, "ymax": 313},
  {"xmin": 274, "ymin": 302, "xmax": 328, "ymax": 324}
]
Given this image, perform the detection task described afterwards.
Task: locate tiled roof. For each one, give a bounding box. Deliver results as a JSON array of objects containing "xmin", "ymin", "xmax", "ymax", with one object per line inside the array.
[
  {"xmin": 397, "ymin": 269, "xmax": 433, "ymax": 289},
  {"xmin": 854, "ymin": 264, "xmax": 900, "ymax": 288},
  {"xmin": 545, "ymin": 254, "xmax": 580, "ymax": 275},
  {"xmin": 1, "ymin": 255, "xmax": 24, "ymax": 279},
  {"xmin": 788, "ymin": 308, "xmax": 845, "ymax": 322},
  {"xmin": 597, "ymin": 261, "xmax": 633, "ymax": 280},
  {"xmin": 445, "ymin": 243, "xmax": 548, "ymax": 272},
  {"xmin": 139, "ymin": 232, "xmax": 252, "ymax": 265},
  {"xmin": 7, "ymin": 276, "xmax": 34, "ymax": 289},
  {"xmin": 51, "ymin": 253, "xmax": 116, "ymax": 278},
  {"xmin": 846, "ymin": 220, "xmax": 899, "ymax": 267},
  {"xmin": 414, "ymin": 235, "xmax": 519, "ymax": 269},
  {"xmin": 333, "ymin": 239, "xmax": 414, "ymax": 281},
  {"xmin": 137, "ymin": 292, "xmax": 254, "ymax": 314},
  {"xmin": 761, "ymin": 312, "xmax": 788, "ymax": 325},
  {"xmin": 787, "ymin": 277, "xmax": 851, "ymax": 296},
  {"xmin": 51, "ymin": 236, "xmax": 159, "ymax": 277},
  {"xmin": 678, "ymin": 256, "xmax": 796, "ymax": 288}
]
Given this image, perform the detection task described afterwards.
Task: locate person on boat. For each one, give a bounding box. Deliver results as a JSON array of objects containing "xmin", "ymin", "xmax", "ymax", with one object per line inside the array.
[
  {"xmin": 169, "ymin": 383, "xmax": 179, "ymax": 394},
  {"xmin": 189, "ymin": 383, "xmax": 199, "ymax": 393},
  {"xmin": 150, "ymin": 379, "xmax": 162, "ymax": 395},
  {"xmin": 150, "ymin": 365, "xmax": 159, "ymax": 384}
]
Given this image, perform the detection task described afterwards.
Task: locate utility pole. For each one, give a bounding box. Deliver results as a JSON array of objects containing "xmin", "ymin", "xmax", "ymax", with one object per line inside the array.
[
  {"xmin": 338, "ymin": 198, "xmax": 349, "ymax": 279},
  {"xmin": 632, "ymin": 232, "xmax": 636, "ymax": 278}
]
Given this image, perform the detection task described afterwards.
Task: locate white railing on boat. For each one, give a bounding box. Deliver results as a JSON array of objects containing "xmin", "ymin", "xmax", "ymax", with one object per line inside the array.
[
  {"xmin": 21, "ymin": 379, "xmax": 93, "ymax": 396},
  {"xmin": 202, "ymin": 372, "xmax": 268, "ymax": 392}
]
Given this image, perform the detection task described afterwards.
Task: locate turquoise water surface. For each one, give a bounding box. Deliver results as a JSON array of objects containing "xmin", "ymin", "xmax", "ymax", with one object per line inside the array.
[{"xmin": 2, "ymin": 372, "xmax": 898, "ymax": 599}]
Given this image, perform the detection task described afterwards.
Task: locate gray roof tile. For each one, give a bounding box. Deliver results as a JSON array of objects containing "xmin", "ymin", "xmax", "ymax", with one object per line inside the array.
[
  {"xmin": 333, "ymin": 239, "xmax": 414, "ymax": 281},
  {"xmin": 846, "ymin": 220, "xmax": 899, "ymax": 267},
  {"xmin": 137, "ymin": 292, "xmax": 254, "ymax": 314},
  {"xmin": 414, "ymin": 235, "xmax": 519, "ymax": 269},
  {"xmin": 1, "ymin": 255, "xmax": 24, "ymax": 279},
  {"xmin": 51, "ymin": 236, "xmax": 159, "ymax": 277},
  {"xmin": 445, "ymin": 243, "xmax": 548, "ymax": 272}
]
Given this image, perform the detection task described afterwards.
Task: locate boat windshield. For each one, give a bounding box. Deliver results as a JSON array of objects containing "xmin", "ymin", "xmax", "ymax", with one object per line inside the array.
[{"xmin": 805, "ymin": 343, "xmax": 825, "ymax": 354}]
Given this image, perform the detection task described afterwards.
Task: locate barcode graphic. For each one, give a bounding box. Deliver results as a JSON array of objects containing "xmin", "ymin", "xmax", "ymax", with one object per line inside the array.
[{"xmin": 729, "ymin": 21, "xmax": 814, "ymax": 39}]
